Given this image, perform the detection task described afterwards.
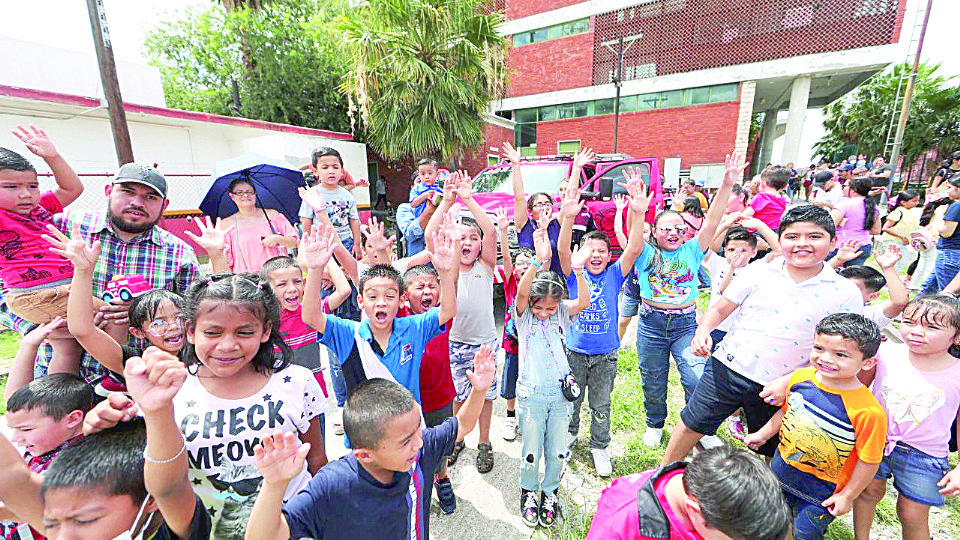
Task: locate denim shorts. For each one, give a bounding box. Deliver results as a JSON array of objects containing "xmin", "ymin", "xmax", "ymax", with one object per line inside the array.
[
  {"xmin": 875, "ymin": 442, "xmax": 952, "ymax": 506},
  {"xmin": 500, "ymin": 351, "xmax": 519, "ymax": 400},
  {"xmin": 619, "ymin": 290, "xmax": 641, "ymax": 318},
  {"xmin": 450, "ymin": 341, "xmax": 498, "ymax": 401}
]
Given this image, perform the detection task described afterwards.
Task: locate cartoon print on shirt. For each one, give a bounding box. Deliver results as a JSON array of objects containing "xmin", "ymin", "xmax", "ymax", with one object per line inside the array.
[
  {"xmin": 778, "ymin": 392, "xmax": 845, "ymax": 478},
  {"xmin": 325, "ymin": 200, "xmax": 353, "ymax": 228},
  {"xmin": 0, "ymin": 231, "xmax": 23, "ymax": 260},
  {"xmin": 647, "ymin": 259, "xmax": 695, "ymax": 302},
  {"xmin": 878, "ymin": 367, "xmax": 946, "ymax": 425},
  {"xmin": 573, "ymin": 275, "xmax": 610, "ymax": 335}
]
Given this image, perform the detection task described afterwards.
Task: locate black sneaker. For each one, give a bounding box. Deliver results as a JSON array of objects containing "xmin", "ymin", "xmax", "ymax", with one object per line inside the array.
[
  {"xmin": 436, "ymin": 477, "xmax": 456, "ymax": 515},
  {"xmin": 520, "ymin": 489, "xmax": 539, "ymax": 528},
  {"xmin": 539, "ymin": 489, "xmax": 562, "ymax": 528}
]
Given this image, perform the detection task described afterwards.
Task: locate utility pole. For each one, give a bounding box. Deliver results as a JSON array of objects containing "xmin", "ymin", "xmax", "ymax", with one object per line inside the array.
[
  {"xmin": 86, "ymin": 0, "xmax": 134, "ymax": 165},
  {"xmin": 889, "ymin": 0, "xmax": 934, "ymax": 190},
  {"xmin": 602, "ymin": 34, "xmax": 641, "ymax": 154}
]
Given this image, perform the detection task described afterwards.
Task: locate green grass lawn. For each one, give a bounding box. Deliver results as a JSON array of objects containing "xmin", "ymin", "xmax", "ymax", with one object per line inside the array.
[{"xmin": 0, "ymin": 331, "xmax": 20, "ymax": 360}]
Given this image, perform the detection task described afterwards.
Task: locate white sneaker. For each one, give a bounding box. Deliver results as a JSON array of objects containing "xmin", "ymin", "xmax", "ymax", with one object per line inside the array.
[
  {"xmin": 502, "ymin": 415, "xmax": 518, "ymax": 441},
  {"xmin": 332, "ymin": 409, "xmax": 344, "ymax": 436},
  {"xmin": 642, "ymin": 427, "xmax": 663, "ymax": 448},
  {"xmin": 591, "ymin": 448, "xmax": 613, "ymax": 477},
  {"xmin": 699, "ymin": 435, "xmax": 724, "ymax": 450}
]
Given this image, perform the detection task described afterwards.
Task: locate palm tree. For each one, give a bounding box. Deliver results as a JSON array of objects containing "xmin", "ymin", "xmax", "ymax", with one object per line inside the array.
[{"xmin": 339, "ymin": 0, "xmax": 507, "ymax": 161}]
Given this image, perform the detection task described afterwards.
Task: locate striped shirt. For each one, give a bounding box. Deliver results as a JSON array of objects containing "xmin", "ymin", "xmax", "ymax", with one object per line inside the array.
[{"xmin": 0, "ymin": 210, "xmax": 200, "ymax": 382}]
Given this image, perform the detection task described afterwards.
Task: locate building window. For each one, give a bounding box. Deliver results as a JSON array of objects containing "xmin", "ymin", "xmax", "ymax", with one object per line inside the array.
[
  {"xmin": 487, "ymin": 154, "xmax": 500, "ymax": 167},
  {"xmin": 558, "ymin": 140, "xmax": 581, "ymax": 155},
  {"xmin": 513, "ymin": 18, "xmax": 590, "ymax": 47},
  {"xmin": 709, "ymin": 83, "xmax": 739, "ymax": 102},
  {"xmin": 530, "ymin": 83, "xmax": 740, "ymax": 123},
  {"xmin": 520, "ymin": 146, "xmax": 537, "ymax": 157}
]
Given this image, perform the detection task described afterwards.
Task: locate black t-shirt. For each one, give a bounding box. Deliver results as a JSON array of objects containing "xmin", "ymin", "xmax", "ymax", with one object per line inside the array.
[
  {"xmin": 871, "ymin": 165, "xmax": 893, "ymax": 188},
  {"xmin": 155, "ymin": 496, "xmax": 212, "ymax": 540}
]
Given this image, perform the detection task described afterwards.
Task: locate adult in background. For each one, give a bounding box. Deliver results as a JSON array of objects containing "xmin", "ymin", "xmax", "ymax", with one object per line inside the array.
[
  {"xmin": 671, "ymin": 178, "xmax": 708, "ymax": 212},
  {"xmin": 929, "ymin": 151, "xmax": 960, "ymax": 198},
  {"xmin": 829, "ymin": 177, "xmax": 881, "ymax": 268},
  {"xmin": 396, "ymin": 197, "xmax": 439, "ymax": 257},
  {"xmin": 0, "ymin": 163, "xmax": 202, "ymax": 383},
  {"xmin": 217, "ymin": 177, "xmax": 298, "ymax": 273}
]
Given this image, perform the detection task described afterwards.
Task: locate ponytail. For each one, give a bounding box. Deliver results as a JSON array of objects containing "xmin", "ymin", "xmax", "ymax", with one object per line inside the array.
[{"xmin": 850, "ymin": 177, "xmax": 876, "ymax": 231}]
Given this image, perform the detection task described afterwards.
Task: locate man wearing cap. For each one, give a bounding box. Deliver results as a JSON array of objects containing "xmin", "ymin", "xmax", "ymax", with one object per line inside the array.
[
  {"xmin": 810, "ymin": 170, "xmax": 844, "ymax": 209},
  {"xmin": 0, "ymin": 163, "xmax": 202, "ymax": 383}
]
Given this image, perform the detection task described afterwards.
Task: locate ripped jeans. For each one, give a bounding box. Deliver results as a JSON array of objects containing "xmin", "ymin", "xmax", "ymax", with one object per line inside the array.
[{"xmin": 517, "ymin": 382, "xmax": 572, "ymax": 493}]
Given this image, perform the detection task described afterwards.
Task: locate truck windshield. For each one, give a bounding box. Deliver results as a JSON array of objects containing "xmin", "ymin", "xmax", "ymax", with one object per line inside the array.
[{"xmin": 473, "ymin": 163, "xmax": 571, "ymax": 194}]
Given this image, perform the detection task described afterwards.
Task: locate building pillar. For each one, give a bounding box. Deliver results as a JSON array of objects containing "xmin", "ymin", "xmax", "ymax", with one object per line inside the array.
[
  {"xmin": 780, "ymin": 76, "xmax": 811, "ymax": 167},
  {"xmin": 757, "ymin": 108, "xmax": 778, "ymax": 174},
  {"xmin": 733, "ymin": 81, "xmax": 756, "ymax": 182}
]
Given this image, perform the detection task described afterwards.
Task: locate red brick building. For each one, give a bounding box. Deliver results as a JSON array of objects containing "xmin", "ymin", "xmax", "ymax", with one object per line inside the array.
[{"xmin": 464, "ymin": 0, "xmax": 910, "ymax": 186}]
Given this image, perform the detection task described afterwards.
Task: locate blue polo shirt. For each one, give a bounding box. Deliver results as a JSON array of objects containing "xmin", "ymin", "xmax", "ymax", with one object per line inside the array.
[{"xmin": 320, "ymin": 308, "xmax": 442, "ymax": 403}]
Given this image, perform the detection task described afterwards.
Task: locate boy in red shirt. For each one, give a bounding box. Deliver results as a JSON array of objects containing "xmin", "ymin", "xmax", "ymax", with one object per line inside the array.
[
  {"xmin": 400, "ymin": 264, "xmax": 458, "ymax": 514},
  {"xmin": 587, "ymin": 446, "xmax": 791, "ymax": 540}
]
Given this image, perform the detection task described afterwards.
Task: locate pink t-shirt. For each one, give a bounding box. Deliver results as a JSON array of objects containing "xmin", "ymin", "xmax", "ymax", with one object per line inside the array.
[
  {"xmin": 587, "ymin": 468, "xmax": 702, "ymax": 540},
  {"xmin": 748, "ymin": 192, "xmax": 787, "ymax": 232},
  {"xmin": 873, "ymin": 345, "xmax": 960, "ymax": 458},
  {"xmin": 835, "ymin": 197, "xmax": 876, "ymax": 246},
  {"xmin": 0, "ymin": 191, "xmax": 71, "ymax": 289},
  {"xmin": 279, "ymin": 305, "xmax": 329, "ymax": 398},
  {"xmin": 223, "ymin": 212, "xmax": 298, "ymax": 273}
]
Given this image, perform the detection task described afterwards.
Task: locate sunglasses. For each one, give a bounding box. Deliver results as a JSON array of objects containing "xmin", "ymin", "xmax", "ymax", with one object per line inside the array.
[{"xmin": 656, "ymin": 225, "xmax": 689, "ymax": 235}]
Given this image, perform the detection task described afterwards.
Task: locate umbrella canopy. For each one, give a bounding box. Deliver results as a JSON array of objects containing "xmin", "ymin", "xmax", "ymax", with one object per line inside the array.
[{"xmin": 199, "ymin": 153, "xmax": 306, "ymax": 224}]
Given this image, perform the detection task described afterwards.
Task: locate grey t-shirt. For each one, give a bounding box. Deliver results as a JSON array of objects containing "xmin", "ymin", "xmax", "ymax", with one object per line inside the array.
[
  {"xmin": 449, "ymin": 261, "xmax": 497, "ymax": 345},
  {"xmin": 299, "ymin": 186, "xmax": 359, "ymax": 242}
]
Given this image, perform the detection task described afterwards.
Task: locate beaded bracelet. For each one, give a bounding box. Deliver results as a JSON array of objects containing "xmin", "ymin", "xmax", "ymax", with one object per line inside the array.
[{"xmin": 143, "ymin": 443, "xmax": 186, "ymax": 465}]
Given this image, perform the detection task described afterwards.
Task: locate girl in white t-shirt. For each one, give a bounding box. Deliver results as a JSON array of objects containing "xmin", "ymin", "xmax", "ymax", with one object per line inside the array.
[
  {"xmin": 854, "ymin": 295, "xmax": 960, "ymax": 540},
  {"xmin": 175, "ymin": 272, "xmax": 328, "ymax": 540}
]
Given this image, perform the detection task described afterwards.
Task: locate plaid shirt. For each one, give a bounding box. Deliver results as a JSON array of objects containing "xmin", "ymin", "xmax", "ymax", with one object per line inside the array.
[{"xmin": 0, "ymin": 210, "xmax": 200, "ymax": 382}]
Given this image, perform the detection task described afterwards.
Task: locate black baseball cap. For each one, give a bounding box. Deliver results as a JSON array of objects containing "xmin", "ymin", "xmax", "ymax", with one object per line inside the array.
[
  {"xmin": 112, "ymin": 163, "xmax": 168, "ymax": 198},
  {"xmin": 813, "ymin": 170, "xmax": 835, "ymax": 185}
]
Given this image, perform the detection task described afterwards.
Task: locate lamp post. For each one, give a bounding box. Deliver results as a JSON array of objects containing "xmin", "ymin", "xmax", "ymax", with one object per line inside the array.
[{"xmin": 602, "ymin": 34, "xmax": 641, "ymax": 154}]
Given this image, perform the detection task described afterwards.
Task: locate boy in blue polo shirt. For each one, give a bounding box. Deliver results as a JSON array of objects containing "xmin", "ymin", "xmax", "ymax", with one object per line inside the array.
[
  {"xmin": 555, "ymin": 170, "xmax": 648, "ymax": 476},
  {"xmin": 301, "ymin": 223, "xmax": 458, "ymax": 403}
]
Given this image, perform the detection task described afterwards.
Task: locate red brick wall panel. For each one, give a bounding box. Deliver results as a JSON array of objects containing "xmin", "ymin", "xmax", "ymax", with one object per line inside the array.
[
  {"xmin": 508, "ymin": 32, "xmax": 594, "ymax": 97},
  {"xmin": 507, "ymin": 0, "xmax": 584, "ymax": 20},
  {"xmin": 533, "ymin": 101, "xmax": 741, "ymax": 170},
  {"xmin": 462, "ymin": 123, "xmax": 515, "ymax": 175}
]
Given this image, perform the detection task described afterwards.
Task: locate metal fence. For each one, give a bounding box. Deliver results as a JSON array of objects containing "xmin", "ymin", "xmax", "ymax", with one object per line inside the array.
[{"xmin": 592, "ymin": 0, "xmax": 902, "ymax": 86}]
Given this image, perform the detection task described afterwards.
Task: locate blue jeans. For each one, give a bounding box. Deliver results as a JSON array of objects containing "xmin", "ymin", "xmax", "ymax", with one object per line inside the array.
[
  {"xmin": 517, "ymin": 383, "xmax": 572, "ymax": 493},
  {"xmin": 327, "ymin": 345, "xmax": 347, "ymax": 407},
  {"xmin": 922, "ymin": 248, "xmax": 960, "ymax": 294},
  {"xmin": 566, "ymin": 349, "xmax": 618, "ymax": 449},
  {"xmin": 636, "ymin": 305, "xmax": 705, "ymax": 429},
  {"xmin": 500, "ymin": 351, "xmax": 519, "ymax": 400},
  {"xmin": 772, "ymin": 451, "xmax": 836, "ymax": 540}
]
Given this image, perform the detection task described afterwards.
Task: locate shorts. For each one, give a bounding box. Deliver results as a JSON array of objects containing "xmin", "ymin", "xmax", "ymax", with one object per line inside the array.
[
  {"xmin": 680, "ymin": 356, "xmax": 780, "ymax": 457},
  {"xmin": 875, "ymin": 442, "xmax": 952, "ymax": 507},
  {"xmin": 423, "ymin": 400, "xmax": 454, "ymax": 428},
  {"xmin": 619, "ymin": 290, "xmax": 641, "ymax": 318},
  {"xmin": 500, "ymin": 351, "xmax": 519, "ymax": 400},
  {"xmin": 7, "ymin": 283, "xmax": 107, "ymax": 324},
  {"xmin": 450, "ymin": 340, "xmax": 499, "ymax": 402}
]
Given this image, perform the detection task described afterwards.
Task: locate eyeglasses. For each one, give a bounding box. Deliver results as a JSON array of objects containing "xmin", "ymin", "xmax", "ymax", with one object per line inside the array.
[
  {"xmin": 656, "ymin": 225, "xmax": 689, "ymax": 235},
  {"xmin": 146, "ymin": 318, "xmax": 183, "ymax": 336},
  {"xmin": 532, "ymin": 201, "xmax": 553, "ymax": 209},
  {"xmin": 231, "ymin": 190, "xmax": 255, "ymax": 197}
]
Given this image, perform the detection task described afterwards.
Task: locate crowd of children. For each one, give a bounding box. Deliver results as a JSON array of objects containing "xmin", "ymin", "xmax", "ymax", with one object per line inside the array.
[{"xmin": 0, "ymin": 125, "xmax": 959, "ymax": 540}]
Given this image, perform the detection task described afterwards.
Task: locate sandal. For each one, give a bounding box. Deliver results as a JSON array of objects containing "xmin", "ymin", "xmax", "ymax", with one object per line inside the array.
[
  {"xmin": 476, "ymin": 443, "xmax": 494, "ymax": 473},
  {"xmin": 447, "ymin": 440, "xmax": 465, "ymax": 466}
]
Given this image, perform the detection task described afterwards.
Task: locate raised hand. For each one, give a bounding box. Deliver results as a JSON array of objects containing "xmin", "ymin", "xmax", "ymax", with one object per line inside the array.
[
  {"xmin": 723, "ymin": 150, "xmax": 749, "ymax": 186},
  {"xmin": 44, "ymin": 222, "xmax": 100, "ymax": 272},
  {"xmin": 494, "ymin": 207, "xmax": 510, "ymax": 231},
  {"xmin": 875, "ymin": 243, "xmax": 902, "ymax": 269},
  {"xmin": 254, "ymin": 431, "xmax": 311, "ymax": 487},
  {"xmin": 833, "ymin": 240, "xmax": 863, "ymax": 264},
  {"xmin": 299, "ymin": 223, "xmax": 338, "ymax": 270},
  {"xmin": 727, "ymin": 248, "xmax": 751, "ymax": 270},
  {"xmin": 734, "ymin": 215, "xmax": 764, "ymax": 230},
  {"xmin": 365, "ymin": 217, "xmax": 393, "ymax": 253},
  {"xmin": 501, "ymin": 141, "xmax": 522, "ymax": 165},
  {"xmin": 429, "ymin": 228, "xmax": 458, "ymax": 274},
  {"xmin": 559, "ymin": 179, "xmax": 584, "ymax": 219},
  {"xmin": 83, "ymin": 392, "xmax": 138, "ymax": 435},
  {"xmin": 298, "ymin": 186, "xmax": 326, "ymax": 212},
  {"xmin": 454, "ymin": 171, "xmax": 474, "ymax": 201},
  {"xmin": 441, "ymin": 173, "xmax": 458, "ymax": 202},
  {"xmin": 184, "ymin": 216, "xmax": 231, "ymax": 254},
  {"xmin": 572, "ymin": 147, "xmax": 596, "ymax": 169},
  {"xmin": 613, "ymin": 194, "xmax": 628, "ymax": 211},
  {"xmin": 620, "ymin": 167, "xmax": 650, "ymax": 214},
  {"xmin": 124, "ymin": 347, "xmax": 187, "ymax": 413},
  {"xmin": 466, "ymin": 344, "xmax": 495, "ymax": 394},
  {"xmin": 533, "ymin": 228, "xmax": 552, "ymax": 264},
  {"xmin": 570, "ymin": 243, "xmax": 590, "ymax": 269},
  {"xmin": 355, "ymin": 177, "xmax": 370, "ymax": 188},
  {"xmin": 11, "ymin": 125, "xmax": 59, "ymax": 159}
]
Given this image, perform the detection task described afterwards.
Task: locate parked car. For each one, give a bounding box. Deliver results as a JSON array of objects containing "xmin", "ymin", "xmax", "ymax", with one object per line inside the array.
[{"xmin": 472, "ymin": 153, "xmax": 664, "ymax": 254}]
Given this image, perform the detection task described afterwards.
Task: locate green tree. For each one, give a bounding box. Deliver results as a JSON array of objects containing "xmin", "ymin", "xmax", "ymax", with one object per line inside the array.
[
  {"xmin": 144, "ymin": 0, "xmax": 351, "ymax": 132},
  {"xmin": 339, "ymin": 0, "xmax": 507, "ymax": 161},
  {"xmin": 815, "ymin": 62, "xmax": 960, "ymax": 184}
]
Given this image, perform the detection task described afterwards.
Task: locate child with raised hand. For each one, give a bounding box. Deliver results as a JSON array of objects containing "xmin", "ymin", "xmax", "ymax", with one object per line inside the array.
[
  {"xmin": 0, "ymin": 373, "xmax": 94, "ymax": 540},
  {"xmin": 837, "ymin": 244, "xmax": 909, "ymax": 329},
  {"xmin": 46, "ymin": 222, "xmax": 186, "ymax": 386},
  {"xmin": 614, "ymin": 193, "xmax": 651, "ymax": 340},
  {"xmin": 555, "ymin": 166, "xmax": 649, "ymax": 475},
  {"xmin": 172, "ymin": 272, "xmax": 327, "ymax": 540},
  {"xmin": 1, "ymin": 126, "xmax": 91, "ymax": 375},
  {"xmin": 629, "ymin": 151, "xmax": 746, "ymax": 449},
  {"xmin": 515, "ymin": 228, "xmax": 592, "ymax": 528},
  {"xmin": 851, "ymin": 295, "xmax": 960, "ymax": 540},
  {"xmin": 246, "ymin": 347, "xmax": 496, "ymax": 540},
  {"xmin": 744, "ymin": 313, "xmax": 887, "ymax": 540},
  {"xmin": 424, "ymin": 170, "xmax": 501, "ymax": 473}
]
